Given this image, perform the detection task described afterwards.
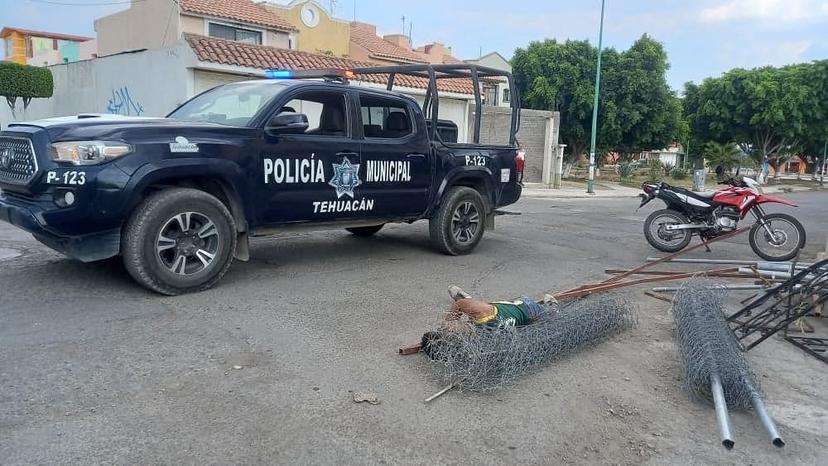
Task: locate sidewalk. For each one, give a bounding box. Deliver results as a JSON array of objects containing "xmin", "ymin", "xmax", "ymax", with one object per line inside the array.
[
  {"xmin": 522, "ymin": 181, "xmax": 820, "ymax": 199},
  {"xmin": 522, "ymin": 181, "xmax": 642, "ymax": 198}
]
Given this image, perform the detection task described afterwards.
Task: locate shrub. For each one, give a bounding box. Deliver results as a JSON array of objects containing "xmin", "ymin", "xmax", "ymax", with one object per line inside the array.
[
  {"xmin": 0, "ymin": 61, "xmax": 54, "ymax": 110},
  {"xmin": 648, "ymin": 158, "xmax": 663, "ymax": 181},
  {"xmin": 663, "ymin": 161, "xmax": 675, "ymax": 175},
  {"xmin": 618, "ymin": 161, "xmax": 634, "ymax": 179},
  {"xmin": 671, "ymin": 167, "xmax": 689, "ymax": 180}
]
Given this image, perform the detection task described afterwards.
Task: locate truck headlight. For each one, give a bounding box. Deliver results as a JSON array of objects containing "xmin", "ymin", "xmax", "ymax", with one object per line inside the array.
[{"xmin": 51, "ymin": 141, "xmax": 132, "ymax": 165}]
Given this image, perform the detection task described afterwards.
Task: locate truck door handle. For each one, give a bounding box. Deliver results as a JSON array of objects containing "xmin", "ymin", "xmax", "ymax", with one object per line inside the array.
[
  {"xmin": 336, "ymin": 152, "xmax": 359, "ymax": 158},
  {"xmin": 406, "ymin": 154, "xmax": 426, "ymax": 159}
]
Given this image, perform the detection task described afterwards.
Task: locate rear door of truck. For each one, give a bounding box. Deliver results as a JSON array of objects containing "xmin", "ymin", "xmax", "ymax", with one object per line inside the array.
[{"xmin": 355, "ymin": 90, "xmax": 431, "ymax": 217}]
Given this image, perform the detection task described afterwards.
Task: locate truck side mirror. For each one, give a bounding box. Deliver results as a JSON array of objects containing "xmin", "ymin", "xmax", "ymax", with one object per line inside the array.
[{"xmin": 266, "ymin": 112, "xmax": 309, "ymax": 135}]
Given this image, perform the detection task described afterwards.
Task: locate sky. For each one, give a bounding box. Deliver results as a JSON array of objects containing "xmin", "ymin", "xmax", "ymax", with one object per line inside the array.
[{"xmin": 1, "ymin": 0, "xmax": 827, "ymax": 91}]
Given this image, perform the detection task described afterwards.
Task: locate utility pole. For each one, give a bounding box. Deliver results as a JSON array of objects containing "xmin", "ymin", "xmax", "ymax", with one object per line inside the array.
[
  {"xmin": 401, "ymin": 16, "xmax": 406, "ymax": 35},
  {"xmin": 587, "ymin": 0, "xmax": 606, "ymax": 194}
]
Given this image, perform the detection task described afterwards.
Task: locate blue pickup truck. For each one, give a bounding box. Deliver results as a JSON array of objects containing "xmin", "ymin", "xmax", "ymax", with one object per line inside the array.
[{"xmin": 0, "ymin": 65, "xmax": 523, "ymax": 295}]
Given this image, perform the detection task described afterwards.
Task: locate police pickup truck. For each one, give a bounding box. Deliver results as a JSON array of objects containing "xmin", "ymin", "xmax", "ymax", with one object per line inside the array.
[{"xmin": 0, "ymin": 65, "xmax": 523, "ymax": 295}]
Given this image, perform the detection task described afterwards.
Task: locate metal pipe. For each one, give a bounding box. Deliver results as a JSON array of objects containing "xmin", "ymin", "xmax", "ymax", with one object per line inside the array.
[
  {"xmin": 646, "ymin": 257, "xmax": 814, "ymax": 268},
  {"xmin": 653, "ymin": 284, "xmax": 765, "ymax": 292},
  {"xmin": 757, "ymin": 262, "xmax": 811, "ymax": 272},
  {"xmin": 738, "ymin": 267, "xmax": 792, "ymax": 280},
  {"xmin": 739, "ymin": 268, "xmax": 816, "ymax": 281},
  {"xmin": 749, "ymin": 391, "xmax": 785, "ymax": 447},
  {"xmin": 646, "ymin": 257, "xmax": 761, "ymax": 265},
  {"xmin": 711, "ymin": 373, "xmax": 735, "ymax": 449}
]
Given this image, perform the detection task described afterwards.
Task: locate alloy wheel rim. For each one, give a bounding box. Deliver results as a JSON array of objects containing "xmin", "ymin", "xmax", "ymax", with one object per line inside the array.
[
  {"xmin": 451, "ymin": 201, "xmax": 480, "ymax": 244},
  {"xmin": 156, "ymin": 211, "xmax": 220, "ymax": 276}
]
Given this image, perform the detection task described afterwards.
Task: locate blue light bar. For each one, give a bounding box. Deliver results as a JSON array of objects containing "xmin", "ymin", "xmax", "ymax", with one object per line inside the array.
[{"xmin": 265, "ymin": 69, "xmax": 293, "ymax": 79}]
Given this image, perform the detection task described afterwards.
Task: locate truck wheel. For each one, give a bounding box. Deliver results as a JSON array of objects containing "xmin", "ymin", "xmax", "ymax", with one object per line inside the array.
[
  {"xmin": 429, "ymin": 186, "xmax": 486, "ymax": 255},
  {"xmin": 346, "ymin": 224, "xmax": 384, "ymax": 237},
  {"xmin": 122, "ymin": 188, "xmax": 237, "ymax": 295}
]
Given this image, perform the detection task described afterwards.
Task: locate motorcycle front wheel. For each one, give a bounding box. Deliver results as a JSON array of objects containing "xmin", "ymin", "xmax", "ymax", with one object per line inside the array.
[
  {"xmin": 749, "ymin": 213, "xmax": 806, "ymax": 261},
  {"xmin": 644, "ymin": 209, "xmax": 693, "ymax": 253}
]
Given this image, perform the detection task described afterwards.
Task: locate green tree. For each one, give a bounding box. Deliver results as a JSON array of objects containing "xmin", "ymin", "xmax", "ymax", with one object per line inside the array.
[
  {"xmin": 685, "ymin": 64, "xmax": 815, "ymax": 174},
  {"xmin": 608, "ymin": 35, "xmax": 685, "ymax": 161},
  {"xmin": 512, "ymin": 39, "xmax": 601, "ymax": 162},
  {"xmin": 0, "ymin": 62, "xmax": 53, "ymax": 118},
  {"xmin": 512, "ymin": 35, "xmax": 684, "ymax": 164},
  {"xmin": 798, "ymin": 60, "xmax": 828, "ymax": 173}
]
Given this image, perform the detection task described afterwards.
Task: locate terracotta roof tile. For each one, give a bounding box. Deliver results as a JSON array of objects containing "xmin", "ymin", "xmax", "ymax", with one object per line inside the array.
[
  {"xmin": 349, "ymin": 22, "xmax": 428, "ymax": 64},
  {"xmin": 185, "ymin": 34, "xmax": 474, "ymax": 94},
  {"xmin": 179, "ymin": 0, "xmax": 297, "ymax": 32}
]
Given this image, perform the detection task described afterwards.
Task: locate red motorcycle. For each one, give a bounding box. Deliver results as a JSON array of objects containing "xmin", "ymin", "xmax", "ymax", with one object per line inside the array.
[{"xmin": 638, "ymin": 172, "xmax": 806, "ymax": 261}]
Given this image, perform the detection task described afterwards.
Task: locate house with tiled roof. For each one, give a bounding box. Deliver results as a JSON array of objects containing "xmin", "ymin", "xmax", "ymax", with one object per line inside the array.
[
  {"xmin": 348, "ymin": 22, "xmax": 429, "ymax": 65},
  {"xmin": 465, "ymin": 52, "xmax": 513, "ymax": 108},
  {"xmin": 1, "ymin": 27, "xmax": 96, "ymax": 66},
  {"xmin": 95, "ymin": 0, "xmax": 298, "ymax": 57}
]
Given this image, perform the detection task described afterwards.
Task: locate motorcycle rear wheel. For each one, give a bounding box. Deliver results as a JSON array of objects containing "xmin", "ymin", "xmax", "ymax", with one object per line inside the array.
[
  {"xmin": 749, "ymin": 213, "xmax": 806, "ymax": 261},
  {"xmin": 644, "ymin": 209, "xmax": 693, "ymax": 253}
]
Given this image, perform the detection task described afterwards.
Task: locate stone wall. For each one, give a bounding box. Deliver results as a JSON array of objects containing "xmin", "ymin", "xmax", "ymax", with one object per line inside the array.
[{"xmin": 472, "ymin": 106, "xmax": 559, "ymax": 183}]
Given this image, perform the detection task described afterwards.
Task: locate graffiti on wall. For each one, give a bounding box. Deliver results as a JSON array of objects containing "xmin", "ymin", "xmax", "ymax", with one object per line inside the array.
[{"xmin": 107, "ymin": 86, "xmax": 144, "ymax": 116}]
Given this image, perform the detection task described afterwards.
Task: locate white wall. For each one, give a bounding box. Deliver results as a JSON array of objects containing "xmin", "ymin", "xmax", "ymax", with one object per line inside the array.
[
  {"xmin": 0, "ymin": 47, "xmax": 473, "ymax": 140},
  {"xmin": 95, "ymin": 0, "xmax": 182, "ymax": 57},
  {"xmin": 1, "ymin": 44, "xmax": 198, "ymax": 129}
]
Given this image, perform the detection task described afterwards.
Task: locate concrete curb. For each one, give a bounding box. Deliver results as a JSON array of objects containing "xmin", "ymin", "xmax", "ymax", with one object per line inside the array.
[{"xmin": 522, "ymin": 183, "xmax": 820, "ymax": 199}]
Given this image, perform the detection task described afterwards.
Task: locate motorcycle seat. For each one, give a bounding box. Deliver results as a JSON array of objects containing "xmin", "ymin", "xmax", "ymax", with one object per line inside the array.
[
  {"xmin": 692, "ymin": 191, "xmax": 716, "ymax": 199},
  {"xmin": 670, "ymin": 185, "xmax": 716, "ymax": 201}
]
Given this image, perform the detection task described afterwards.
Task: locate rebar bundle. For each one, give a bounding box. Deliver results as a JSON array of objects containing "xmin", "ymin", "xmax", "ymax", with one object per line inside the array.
[
  {"xmin": 672, "ymin": 279, "xmax": 784, "ymax": 449},
  {"xmin": 422, "ymin": 294, "xmax": 636, "ymax": 391}
]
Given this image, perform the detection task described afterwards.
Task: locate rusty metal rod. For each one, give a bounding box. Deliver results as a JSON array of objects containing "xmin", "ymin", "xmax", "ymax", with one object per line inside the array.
[
  {"xmin": 603, "ymin": 227, "xmax": 749, "ymax": 284},
  {"xmin": 554, "ymin": 267, "xmax": 740, "ymax": 300}
]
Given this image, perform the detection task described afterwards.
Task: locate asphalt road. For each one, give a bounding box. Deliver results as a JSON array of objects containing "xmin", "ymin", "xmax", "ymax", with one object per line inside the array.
[{"xmin": 1, "ymin": 192, "xmax": 826, "ymax": 464}]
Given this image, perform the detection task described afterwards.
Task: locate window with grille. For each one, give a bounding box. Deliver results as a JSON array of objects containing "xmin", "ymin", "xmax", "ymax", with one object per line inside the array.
[{"xmin": 208, "ymin": 23, "xmax": 262, "ymax": 45}]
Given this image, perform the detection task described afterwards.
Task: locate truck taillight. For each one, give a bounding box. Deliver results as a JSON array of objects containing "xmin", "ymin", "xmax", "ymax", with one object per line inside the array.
[{"xmin": 515, "ymin": 149, "xmax": 525, "ymax": 177}]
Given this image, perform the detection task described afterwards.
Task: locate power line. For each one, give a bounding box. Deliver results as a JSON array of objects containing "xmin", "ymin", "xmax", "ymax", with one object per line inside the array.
[{"xmin": 25, "ymin": 0, "xmax": 142, "ymax": 6}]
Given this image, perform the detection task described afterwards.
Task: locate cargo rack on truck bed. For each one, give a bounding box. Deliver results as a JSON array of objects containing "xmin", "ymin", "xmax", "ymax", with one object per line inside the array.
[{"xmin": 352, "ymin": 64, "xmax": 520, "ymax": 145}]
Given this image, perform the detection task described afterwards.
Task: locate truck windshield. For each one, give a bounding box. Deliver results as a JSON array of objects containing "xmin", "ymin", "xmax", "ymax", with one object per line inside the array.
[{"xmin": 168, "ymin": 82, "xmax": 285, "ymax": 126}]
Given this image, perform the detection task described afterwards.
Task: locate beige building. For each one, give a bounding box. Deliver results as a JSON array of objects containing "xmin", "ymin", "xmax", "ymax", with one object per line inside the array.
[
  {"xmin": 259, "ymin": 0, "xmax": 350, "ymax": 56},
  {"xmin": 465, "ymin": 52, "xmax": 512, "ymax": 108},
  {"xmin": 95, "ymin": 0, "xmax": 297, "ymax": 57}
]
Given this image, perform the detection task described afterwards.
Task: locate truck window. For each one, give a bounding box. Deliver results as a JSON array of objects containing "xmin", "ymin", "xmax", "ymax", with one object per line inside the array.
[
  {"xmin": 169, "ymin": 82, "xmax": 285, "ymax": 126},
  {"xmin": 282, "ymin": 90, "xmax": 348, "ymax": 137},
  {"xmin": 358, "ymin": 95, "xmax": 414, "ymax": 139}
]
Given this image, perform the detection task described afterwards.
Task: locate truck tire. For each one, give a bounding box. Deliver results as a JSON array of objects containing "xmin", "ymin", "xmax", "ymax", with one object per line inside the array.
[
  {"xmin": 122, "ymin": 188, "xmax": 237, "ymax": 295},
  {"xmin": 346, "ymin": 224, "xmax": 384, "ymax": 237},
  {"xmin": 429, "ymin": 186, "xmax": 486, "ymax": 255}
]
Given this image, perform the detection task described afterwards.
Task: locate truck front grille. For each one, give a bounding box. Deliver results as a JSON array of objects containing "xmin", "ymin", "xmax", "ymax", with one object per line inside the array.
[{"xmin": 0, "ymin": 136, "xmax": 38, "ymax": 185}]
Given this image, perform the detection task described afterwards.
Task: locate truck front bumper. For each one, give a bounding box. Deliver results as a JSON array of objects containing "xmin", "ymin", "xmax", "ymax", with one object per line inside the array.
[{"xmin": 0, "ymin": 194, "xmax": 120, "ymax": 262}]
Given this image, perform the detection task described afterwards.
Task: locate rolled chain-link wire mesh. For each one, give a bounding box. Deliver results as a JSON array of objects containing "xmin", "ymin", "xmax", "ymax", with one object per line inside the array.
[
  {"xmin": 423, "ymin": 294, "xmax": 636, "ymax": 391},
  {"xmin": 672, "ymin": 278, "xmax": 759, "ymax": 409}
]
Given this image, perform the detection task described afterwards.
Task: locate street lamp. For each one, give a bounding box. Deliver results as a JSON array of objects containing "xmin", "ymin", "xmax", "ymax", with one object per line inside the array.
[{"xmin": 587, "ymin": 0, "xmax": 606, "ymax": 194}]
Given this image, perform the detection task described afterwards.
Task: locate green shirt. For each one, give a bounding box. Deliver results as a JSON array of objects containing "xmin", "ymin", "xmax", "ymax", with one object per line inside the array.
[{"xmin": 475, "ymin": 301, "xmax": 533, "ymax": 329}]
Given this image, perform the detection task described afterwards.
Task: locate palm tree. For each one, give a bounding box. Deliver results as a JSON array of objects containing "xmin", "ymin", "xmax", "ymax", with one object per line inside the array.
[{"xmin": 703, "ymin": 142, "xmax": 741, "ymax": 172}]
